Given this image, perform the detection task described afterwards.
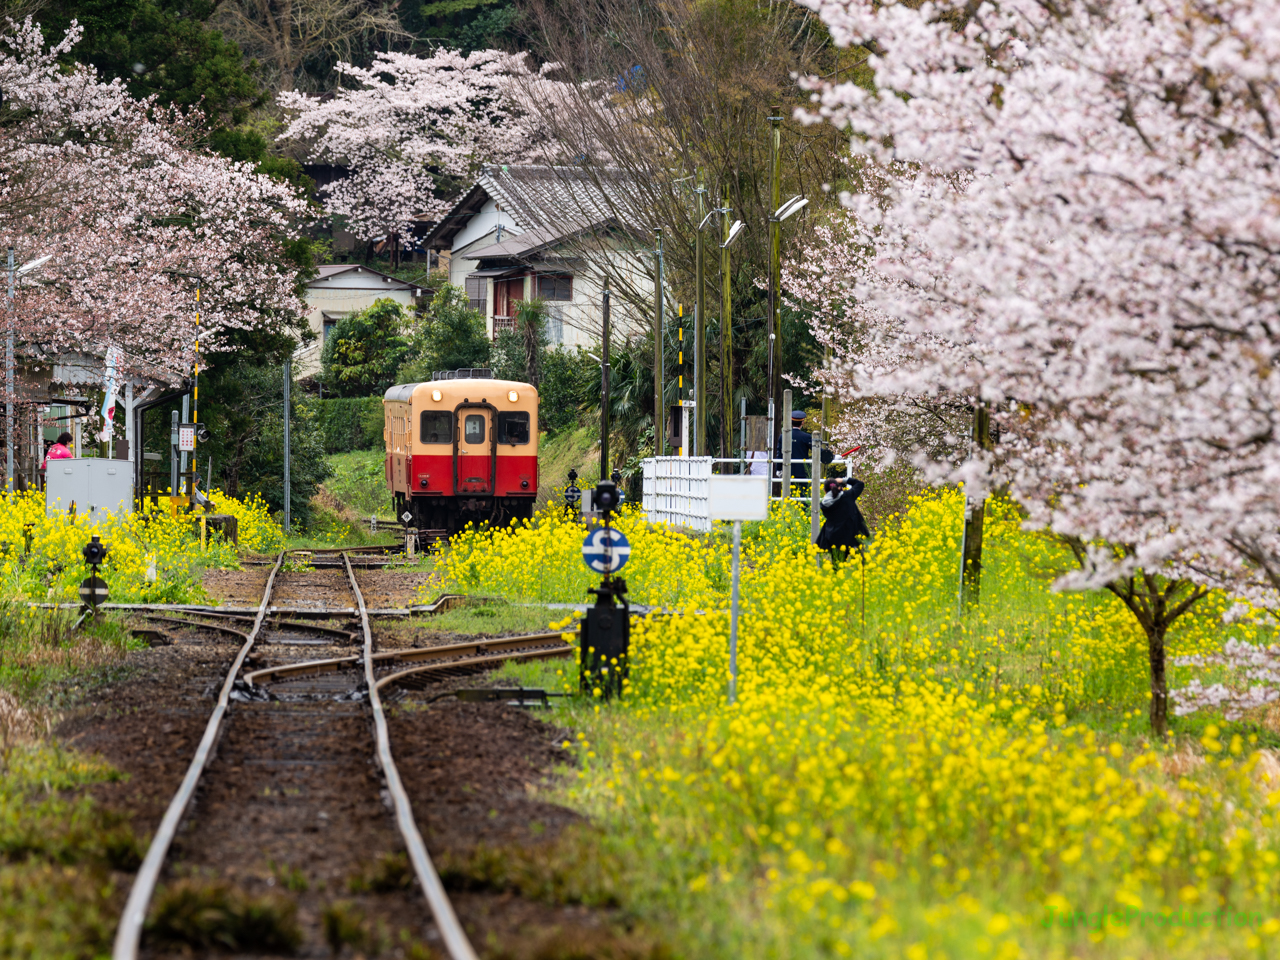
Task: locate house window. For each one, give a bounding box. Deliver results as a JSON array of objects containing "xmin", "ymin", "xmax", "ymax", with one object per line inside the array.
[
  {"xmin": 536, "ymin": 274, "xmax": 572, "ymax": 301},
  {"xmin": 323, "ymin": 319, "xmax": 337, "ymax": 341},
  {"xmin": 464, "ymin": 276, "xmax": 487, "ymax": 315},
  {"xmin": 546, "ymin": 305, "xmax": 564, "ymax": 345}
]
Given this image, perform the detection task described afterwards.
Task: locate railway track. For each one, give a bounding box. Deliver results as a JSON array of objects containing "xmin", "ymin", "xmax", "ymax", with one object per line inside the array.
[{"xmin": 110, "ymin": 552, "xmax": 564, "ymax": 960}]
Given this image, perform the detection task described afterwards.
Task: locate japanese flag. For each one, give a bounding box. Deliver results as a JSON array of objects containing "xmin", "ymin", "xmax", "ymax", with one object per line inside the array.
[{"xmin": 100, "ymin": 346, "xmax": 121, "ymax": 441}]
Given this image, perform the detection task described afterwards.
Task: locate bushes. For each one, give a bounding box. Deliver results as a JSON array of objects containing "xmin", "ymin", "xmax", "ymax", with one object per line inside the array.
[{"xmin": 317, "ymin": 397, "xmax": 383, "ymax": 453}]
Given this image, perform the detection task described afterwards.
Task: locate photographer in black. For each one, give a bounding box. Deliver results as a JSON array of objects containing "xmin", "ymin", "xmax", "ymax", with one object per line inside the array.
[{"xmin": 816, "ymin": 477, "xmax": 870, "ymax": 567}]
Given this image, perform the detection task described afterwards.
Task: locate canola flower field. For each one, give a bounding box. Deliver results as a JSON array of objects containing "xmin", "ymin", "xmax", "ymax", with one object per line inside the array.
[
  {"xmin": 446, "ymin": 489, "xmax": 1280, "ymax": 959},
  {"xmin": 0, "ymin": 489, "xmax": 280, "ymax": 605}
]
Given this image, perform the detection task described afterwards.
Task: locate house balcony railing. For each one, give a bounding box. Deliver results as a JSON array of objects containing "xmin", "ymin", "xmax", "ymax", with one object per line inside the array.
[{"xmin": 492, "ymin": 315, "xmax": 515, "ymax": 335}]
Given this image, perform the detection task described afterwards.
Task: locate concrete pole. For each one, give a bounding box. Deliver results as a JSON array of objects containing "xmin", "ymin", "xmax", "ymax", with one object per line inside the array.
[
  {"xmin": 720, "ymin": 181, "xmax": 733, "ymax": 461},
  {"xmin": 654, "ymin": 229, "xmax": 665, "ymax": 457},
  {"xmin": 694, "ymin": 173, "xmax": 706, "ymax": 457},
  {"xmin": 768, "ymin": 107, "xmax": 783, "ymax": 451},
  {"xmin": 6, "ymin": 247, "xmax": 12, "ymax": 490},
  {"xmin": 781, "ymin": 387, "xmax": 793, "ymax": 500},
  {"xmin": 600, "ymin": 280, "xmax": 611, "ymax": 481},
  {"xmin": 283, "ymin": 360, "xmax": 291, "ymax": 533}
]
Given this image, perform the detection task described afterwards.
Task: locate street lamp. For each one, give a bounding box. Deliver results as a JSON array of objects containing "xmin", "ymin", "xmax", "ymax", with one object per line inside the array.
[
  {"xmin": 765, "ymin": 192, "xmax": 807, "ymax": 472},
  {"xmin": 7, "ymin": 250, "xmax": 53, "ymax": 490},
  {"xmin": 719, "ymin": 181, "xmax": 745, "ymax": 459}
]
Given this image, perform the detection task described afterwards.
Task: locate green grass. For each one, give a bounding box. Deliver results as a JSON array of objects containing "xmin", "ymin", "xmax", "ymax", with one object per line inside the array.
[{"xmin": 322, "ymin": 449, "xmax": 391, "ymax": 519}]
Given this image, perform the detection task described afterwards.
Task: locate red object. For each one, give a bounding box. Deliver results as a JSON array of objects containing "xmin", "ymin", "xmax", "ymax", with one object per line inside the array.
[
  {"xmin": 42, "ymin": 443, "xmax": 73, "ymax": 470},
  {"xmin": 843, "ymin": 445, "xmax": 862, "ymax": 457}
]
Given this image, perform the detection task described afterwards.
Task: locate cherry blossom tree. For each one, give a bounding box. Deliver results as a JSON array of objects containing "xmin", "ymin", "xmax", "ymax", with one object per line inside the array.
[
  {"xmin": 278, "ymin": 50, "xmax": 569, "ymax": 263},
  {"xmin": 797, "ymin": 0, "xmax": 1280, "ymax": 734},
  {"xmin": 0, "ymin": 18, "xmax": 310, "ymax": 395}
]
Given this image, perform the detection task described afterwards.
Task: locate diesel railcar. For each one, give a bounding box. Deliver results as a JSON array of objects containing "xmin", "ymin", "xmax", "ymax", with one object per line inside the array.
[{"xmin": 384, "ymin": 370, "xmax": 538, "ymax": 534}]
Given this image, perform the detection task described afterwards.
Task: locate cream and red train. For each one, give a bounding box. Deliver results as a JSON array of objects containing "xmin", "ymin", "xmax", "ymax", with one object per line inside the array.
[{"xmin": 384, "ymin": 371, "xmax": 538, "ymax": 534}]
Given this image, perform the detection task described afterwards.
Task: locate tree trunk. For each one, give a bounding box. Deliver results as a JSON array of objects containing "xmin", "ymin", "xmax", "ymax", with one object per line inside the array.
[{"xmin": 1148, "ymin": 619, "xmax": 1169, "ymax": 737}]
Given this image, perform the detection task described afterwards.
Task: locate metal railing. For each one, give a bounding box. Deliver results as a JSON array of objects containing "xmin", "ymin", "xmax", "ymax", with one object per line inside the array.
[{"xmin": 641, "ymin": 455, "xmax": 857, "ymax": 530}]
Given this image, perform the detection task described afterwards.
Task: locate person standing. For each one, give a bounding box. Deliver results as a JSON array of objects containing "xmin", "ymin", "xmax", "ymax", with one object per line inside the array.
[
  {"xmin": 42, "ymin": 431, "xmax": 74, "ymax": 472},
  {"xmin": 775, "ymin": 409, "xmax": 833, "ymax": 481}
]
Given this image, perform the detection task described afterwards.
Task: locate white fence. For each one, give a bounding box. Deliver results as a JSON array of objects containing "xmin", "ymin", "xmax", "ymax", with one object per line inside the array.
[
  {"xmin": 641, "ymin": 455, "xmax": 859, "ymax": 532},
  {"xmin": 641, "ymin": 457, "xmax": 713, "ymax": 531}
]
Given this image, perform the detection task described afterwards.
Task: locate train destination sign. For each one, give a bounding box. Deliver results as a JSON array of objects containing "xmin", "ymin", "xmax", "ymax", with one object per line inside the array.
[{"xmin": 582, "ymin": 528, "xmax": 630, "ymax": 574}]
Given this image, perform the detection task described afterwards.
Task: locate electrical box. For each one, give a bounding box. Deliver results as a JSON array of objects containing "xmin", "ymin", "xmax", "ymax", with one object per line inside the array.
[{"xmin": 45, "ymin": 459, "xmax": 134, "ymax": 524}]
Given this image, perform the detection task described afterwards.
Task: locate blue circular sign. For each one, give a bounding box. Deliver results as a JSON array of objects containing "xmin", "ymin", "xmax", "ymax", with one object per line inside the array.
[{"xmin": 582, "ymin": 527, "xmax": 630, "ymax": 574}]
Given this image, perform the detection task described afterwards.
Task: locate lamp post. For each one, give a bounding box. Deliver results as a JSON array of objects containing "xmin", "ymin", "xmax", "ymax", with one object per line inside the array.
[
  {"xmin": 654, "ymin": 228, "xmax": 665, "ymax": 457},
  {"xmin": 600, "ymin": 279, "xmax": 611, "ymax": 480},
  {"xmin": 694, "ymin": 174, "xmax": 707, "ymax": 457},
  {"xmin": 6, "ymin": 250, "xmax": 52, "ymax": 490},
  {"xmin": 719, "ymin": 186, "xmax": 744, "ymax": 461},
  {"xmin": 766, "ymin": 193, "xmax": 807, "ymax": 475}
]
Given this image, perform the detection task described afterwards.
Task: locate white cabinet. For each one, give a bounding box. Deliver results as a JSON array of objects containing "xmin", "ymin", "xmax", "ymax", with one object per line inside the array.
[{"xmin": 45, "ymin": 459, "xmax": 133, "ymax": 523}]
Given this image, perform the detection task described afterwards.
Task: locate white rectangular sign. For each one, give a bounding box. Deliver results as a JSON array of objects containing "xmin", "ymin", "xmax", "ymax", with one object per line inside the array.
[
  {"xmin": 708, "ymin": 475, "xmax": 769, "ymax": 521},
  {"xmin": 178, "ymin": 426, "xmax": 196, "ymax": 452}
]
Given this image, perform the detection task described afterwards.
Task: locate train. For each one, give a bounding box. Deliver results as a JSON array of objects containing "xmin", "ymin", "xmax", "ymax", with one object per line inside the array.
[{"xmin": 384, "ymin": 369, "xmax": 539, "ymax": 535}]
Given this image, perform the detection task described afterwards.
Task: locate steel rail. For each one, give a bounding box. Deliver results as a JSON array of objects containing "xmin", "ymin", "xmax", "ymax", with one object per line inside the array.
[
  {"xmin": 342, "ymin": 552, "xmax": 479, "ymax": 960},
  {"xmin": 243, "ymin": 632, "xmax": 569, "ymax": 687},
  {"xmin": 112, "ymin": 551, "xmax": 286, "ymax": 960},
  {"xmin": 374, "ymin": 645, "xmax": 574, "ymax": 693},
  {"xmin": 140, "ymin": 615, "xmax": 250, "ymax": 642}
]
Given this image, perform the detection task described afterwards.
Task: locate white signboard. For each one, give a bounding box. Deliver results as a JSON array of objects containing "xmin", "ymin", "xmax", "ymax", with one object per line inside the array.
[
  {"xmin": 708, "ymin": 475, "xmax": 769, "ymax": 522},
  {"xmin": 178, "ymin": 426, "xmax": 196, "ymax": 452}
]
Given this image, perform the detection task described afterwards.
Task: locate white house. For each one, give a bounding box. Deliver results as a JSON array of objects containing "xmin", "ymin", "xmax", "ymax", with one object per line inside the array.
[
  {"xmin": 298, "ymin": 264, "xmax": 424, "ymax": 378},
  {"xmin": 422, "ymin": 165, "xmax": 652, "ymax": 348}
]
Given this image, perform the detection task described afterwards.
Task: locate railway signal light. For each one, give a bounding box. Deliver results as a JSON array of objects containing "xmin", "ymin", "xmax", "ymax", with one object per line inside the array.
[
  {"xmin": 80, "ymin": 535, "xmax": 109, "ymax": 611},
  {"xmin": 82, "ymin": 534, "xmax": 108, "ymax": 566},
  {"xmin": 594, "ymin": 479, "xmax": 621, "ymax": 517}
]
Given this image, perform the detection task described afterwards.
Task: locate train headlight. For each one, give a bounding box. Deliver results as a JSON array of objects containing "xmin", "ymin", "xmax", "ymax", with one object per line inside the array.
[
  {"xmin": 431, "ymin": 389, "xmax": 442, "ymax": 402},
  {"xmin": 508, "ymin": 390, "xmax": 518, "ymax": 402}
]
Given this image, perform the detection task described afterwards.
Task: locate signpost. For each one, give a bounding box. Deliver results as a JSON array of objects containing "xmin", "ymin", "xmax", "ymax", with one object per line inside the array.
[
  {"xmin": 708, "ymin": 475, "xmax": 769, "ymax": 704},
  {"xmin": 581, "ymin": 528, "xmax": 630, "ymax": 575},
  {"xmin": 579, "ymin": 480, "xmax": 629, "ymax": 699}
]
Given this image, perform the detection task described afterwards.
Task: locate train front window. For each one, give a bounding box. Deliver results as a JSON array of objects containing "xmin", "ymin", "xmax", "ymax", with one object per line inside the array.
[
  {"xmin": 419, "ymin": 411, "xmax": 452, "ymax": 444},
  {"xmin": 464, "ymin": 414, "xmax": 486, "ymax": 444},
  {"xmin": 497, "ymin": 411, "xmax": 530, "ymax": 445}
]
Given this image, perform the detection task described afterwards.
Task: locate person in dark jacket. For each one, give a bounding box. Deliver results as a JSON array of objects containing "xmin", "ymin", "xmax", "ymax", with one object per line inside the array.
[
  {"xmin": 816, "ymin": 478, "xmax": 870, "ymax": 565},
  {"xmin": 774, "ymin": 410, "xmax": 834, "ymax": 481}
]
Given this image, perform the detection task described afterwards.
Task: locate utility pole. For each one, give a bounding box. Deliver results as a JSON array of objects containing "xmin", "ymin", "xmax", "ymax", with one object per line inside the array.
[
  {"xmin": 283, "ymin": 360, "xmax": 291, "ymax": 533},
  {"xmin": 654, "ymin": 228, "xmax": 664, "ymax": 457},
  {"xmin": 6, "ymin": 247, "xmax": 13, "ymax": 490},
  {"xmin": 694, "ymin": 172, "xmax": 706, "ymax": 457},
  {"xmin": 768, "ymin": 106, "xmax": 783, "ymax": 459},
  {"xmin": 958, "ymin": 401, "xmax": 994, "ymax": 610},
  {"xmin": 720, "ymin": 181, "xmax": 733, "ymax": 460},
  {"xmin": 601, "ymin": 280, "xmax": 611, "ymax": 480}
]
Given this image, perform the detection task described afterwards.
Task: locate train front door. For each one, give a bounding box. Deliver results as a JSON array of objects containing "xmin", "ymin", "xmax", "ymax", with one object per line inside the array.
[{"xmin": 455, "ymin": 406, "xmax": 493, "ymax": 495}]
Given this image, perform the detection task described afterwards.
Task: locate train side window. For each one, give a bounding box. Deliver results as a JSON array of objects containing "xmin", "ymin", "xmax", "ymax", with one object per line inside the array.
[
  {"xmin": 497, "ymin": 411, "xmax": 530, "ymax": 445},
  {"xmin": 419, "ymin": 411, "xmax": 452, "ymax": 444},
  {"xmin": 464, "ymin": 414, "xmax": 486, "ymax": 444}
]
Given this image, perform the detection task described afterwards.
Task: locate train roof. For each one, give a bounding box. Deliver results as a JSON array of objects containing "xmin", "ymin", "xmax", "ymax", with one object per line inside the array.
[{"xmin": 383, "ymin": 378, "xmax": 536, "ymax": 403}]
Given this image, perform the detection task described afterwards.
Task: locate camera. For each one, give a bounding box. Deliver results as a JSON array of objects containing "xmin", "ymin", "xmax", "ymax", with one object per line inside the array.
[
  {"xmin": 82, "ymin": 535, "xmax": 108, "ymax": 566},
  {"xmin": 194, "ymin": 423, "xmax": 211, "ymax": 444},
  {"xmin": 594, "ymin": 479, "xmax": 621, "ymax": 516}
]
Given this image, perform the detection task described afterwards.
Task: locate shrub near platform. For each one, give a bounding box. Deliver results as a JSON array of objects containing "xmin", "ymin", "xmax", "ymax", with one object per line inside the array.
[{"xmin": 446, "ymin": 491, "xmax": 1280, "ymax": 959}]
